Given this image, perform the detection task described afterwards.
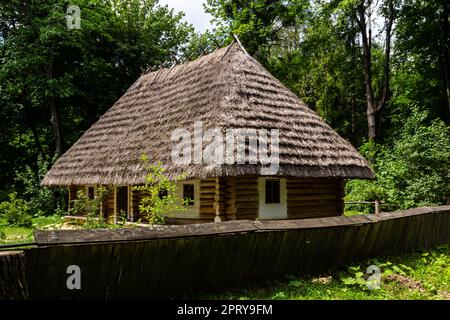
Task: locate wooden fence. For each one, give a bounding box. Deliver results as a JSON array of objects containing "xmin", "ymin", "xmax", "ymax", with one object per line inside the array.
[
  {"xmin": 0, "ymin": 251, "xmax": 28, "ymax": 299},
  {"xmin": 1, "ymin": 206, "xmax": 450, "ymax": 299}
]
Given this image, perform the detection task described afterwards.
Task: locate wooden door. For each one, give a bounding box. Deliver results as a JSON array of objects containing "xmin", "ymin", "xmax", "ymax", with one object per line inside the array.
[{"xmin": 116, "ymin": 186, "xmax": 128, "ymax": 218}]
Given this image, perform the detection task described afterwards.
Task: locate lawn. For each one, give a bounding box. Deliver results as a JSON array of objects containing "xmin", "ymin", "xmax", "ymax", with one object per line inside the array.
[
  {"xmin": 0, "ymin": 215, "xmax": 64, "ymax": 244},
  {"xmin": 192, "ymin": 245, "xmax": 450, "ymax": 300}
]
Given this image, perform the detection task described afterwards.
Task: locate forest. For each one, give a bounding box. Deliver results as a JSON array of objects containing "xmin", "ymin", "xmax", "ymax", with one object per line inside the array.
[{"xmin": 0, "ymin": 0, "xmax": 449, "ymax": 220}]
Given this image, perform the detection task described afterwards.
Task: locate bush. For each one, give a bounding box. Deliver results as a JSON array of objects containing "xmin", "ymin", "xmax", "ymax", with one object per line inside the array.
[
  {"xmin": 14, "ymin": 155, "xmax": 66, "ymax": 216},
  {"xmin": 133, "ymin": 156, "xmax": 188, "ymax": 225},
  {"xmin": 0, "ymin": 193, "xmax": 33, "ymax": 227},
  {"xmin": 69, "ymin": 187, "xmax": 109, "ymax": 228},
  {"xmin": 347, "ymin": 108, "xmax": 450, "ymax": 210}
]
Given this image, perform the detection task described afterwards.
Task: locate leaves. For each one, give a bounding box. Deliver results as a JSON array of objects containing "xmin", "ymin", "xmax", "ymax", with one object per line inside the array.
[
  {"xmin": 0, "ymin": 192, "xmax": 32, "ymax": 227},
  {"xmin": 0, "ymin": 0, "xmax": 194, "ymax": 204},
  {"xmin": 133, "ymin": 157, "xmax": 188, "ymax": 225}
]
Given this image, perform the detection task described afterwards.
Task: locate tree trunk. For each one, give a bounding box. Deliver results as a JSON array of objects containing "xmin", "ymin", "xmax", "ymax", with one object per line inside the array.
[
  {"xmin": 356, "ymin": 0, "xmax": 394, "ymax": 141},
  {"xmin": 356, "ymin": 1, "xmax": 377, "ymax": 140},
  {"xmin": 49, "ymin": 96, "xmax": 62, "ymax": 156},
  {"xmin": 46, "ymin": 56, "xmax": 62, "ymax": 156},
  {"xmin": 440, "ymin": 0, "xmax": 450, "ymax": 124},
  {"xmin": 378, "ymin": 0, "xmax": 393, "ymax": 112}
]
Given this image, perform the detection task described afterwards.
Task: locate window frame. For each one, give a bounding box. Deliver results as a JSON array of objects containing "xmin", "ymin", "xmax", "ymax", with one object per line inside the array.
[
  {"xmin": 85, "ymin": 185, "xmax": 97, "ymax": 200},
  {"xmin": 258, "ymin": 177, "xmax": 287, "ymax": 220},
  {"xmin": 172, "ymin": 180, "xmax": 200, "ymax": 218}
]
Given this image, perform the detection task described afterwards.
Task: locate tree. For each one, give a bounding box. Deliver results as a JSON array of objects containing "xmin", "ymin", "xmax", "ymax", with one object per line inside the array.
[
  {"xmin": 347, "ymin": 108, "xmax": 450, "ymax": 210},
  {"xmin": 133, "ymin": 156, "xmax": 188, "ymax": 225},
  {"xmin": 0, "ymin": 0, "xmax": 193, "ymax": 205},
  {"xmin": 205, "ymin": 0, "xmax": 308, "ymax": 62},
  {"xmin": 393, "ymin": 0, "xmax": 450, "ymax": 125},
  {"xmin": 348, "ymin": 0, "xmax": 396, "ymax": 141}
]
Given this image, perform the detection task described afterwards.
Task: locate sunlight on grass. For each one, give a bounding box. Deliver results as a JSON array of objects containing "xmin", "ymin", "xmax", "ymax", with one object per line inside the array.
[
  {"xmin": 192, "ymin": 245, "xmax": 450, "ymax": 300},
  {"xmin": 0, "ymin": 215, "xmax": 64, "ymax": 244}
]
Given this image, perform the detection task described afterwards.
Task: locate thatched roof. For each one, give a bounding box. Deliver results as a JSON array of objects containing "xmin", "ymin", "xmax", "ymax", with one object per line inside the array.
[{"xmin": 42, "ymin": 41, "xmax": 374, "ymax": 186}]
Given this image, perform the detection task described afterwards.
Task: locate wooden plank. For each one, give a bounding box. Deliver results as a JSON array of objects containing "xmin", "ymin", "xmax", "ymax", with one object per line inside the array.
[
  {"xmin": 34, "ymin": 220, "xmax": 258, "ymax": 245},
  {"xmin": 0, "ymin": 251, "xmax": 29, "ymax": 300}
]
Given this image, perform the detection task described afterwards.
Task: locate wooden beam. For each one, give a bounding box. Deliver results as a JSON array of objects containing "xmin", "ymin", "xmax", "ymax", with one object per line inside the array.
[{"xmin": 113, "ymin": 186, "xmax": 117, "ymax": 225}]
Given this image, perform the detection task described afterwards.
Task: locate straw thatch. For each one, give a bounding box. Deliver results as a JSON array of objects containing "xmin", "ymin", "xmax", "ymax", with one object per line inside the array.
[{"xmin": 42, "ymin": 41, "xmax": 374, "ymax": 186}]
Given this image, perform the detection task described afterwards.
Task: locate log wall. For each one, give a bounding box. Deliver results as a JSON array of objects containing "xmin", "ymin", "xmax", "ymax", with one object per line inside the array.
[
  {"xmin": 286, "ymin": 177, "xmax": 344, "ymax": 218},
  {"xmin": 67, "ymin": 177, "xmax": 344, "ymax": 223}
]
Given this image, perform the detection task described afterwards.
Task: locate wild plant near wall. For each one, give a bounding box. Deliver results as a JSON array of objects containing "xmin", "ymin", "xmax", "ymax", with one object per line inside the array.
[
  {"xmin": 133, "ymin": 155, "xmax": 188, "ymax": 225},
  {"xmin": 69, "ymin": 186, "xmax": 109, "ymax": 228}
]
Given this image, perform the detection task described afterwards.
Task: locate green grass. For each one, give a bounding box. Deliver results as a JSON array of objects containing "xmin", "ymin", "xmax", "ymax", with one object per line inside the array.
[
  {"xmin": 192, "ymin": 245, "xmax": 450, "ymax": 300},
  {"xmin": 0, "ymin": 215, "xmax": 64, "ymax": 244}
]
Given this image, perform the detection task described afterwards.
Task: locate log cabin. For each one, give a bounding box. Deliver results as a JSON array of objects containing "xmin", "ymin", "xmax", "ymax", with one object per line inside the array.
[{"xmin": 42, "ymin": 40, "xmax": 374, "ymax": 224}]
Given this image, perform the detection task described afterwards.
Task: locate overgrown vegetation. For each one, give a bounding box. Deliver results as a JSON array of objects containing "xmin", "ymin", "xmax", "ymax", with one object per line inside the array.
[
  {"xmin": 133, "ymin": 156, "xmax": 188, "ymax": 225},
  {"xmin": 68, "ymin": 186, "xmax": 110, "ymax": 228},
  {"xmin": 0, "ymin": 193, "xmax": 32, "ymax": 227},
  {"xmin": 0, "ymin": 0, "xmax": 194, "ymax": 209},
  {"xmin": 0, "ymin": 156, "xmax": 66, "ymax": 228},
  {"xmin": 194, "ymin": 245, "xmax": 450, "ymax": 300},
  {"xmin": 346, "ymin": 109, "xmax": 450, "ymax": 212}
]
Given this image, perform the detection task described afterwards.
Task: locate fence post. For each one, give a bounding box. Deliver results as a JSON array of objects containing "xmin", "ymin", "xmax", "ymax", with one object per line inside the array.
[
  {"xmin": 375, "ymin": 199, "xmax": 381, "ymax": 214},
  {"xmin": 0, "ymin": 251, "xmax": 29, "ymax": 300}
]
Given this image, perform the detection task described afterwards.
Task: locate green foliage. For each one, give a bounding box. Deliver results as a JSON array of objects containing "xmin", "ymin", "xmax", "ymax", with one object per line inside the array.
[
  {"xmin": 133, "ymin": 155, "xmax": 188, "ymax": 225},
  {"xmin": 183, "ymin": 30, "xmax": 231, "ymax": 60},
  {"xmin": 0, "ymin": 193, "xmax": 32, "ymax": 227},
  {"xmin": 340, "ymin": 265, "xmax": 369, "ymax": 289},
  {"xmin": 340, "ymin": 261, "xmax": 412, "ymax": 290},
  {"xmin": 377, "ymin": 110, "xmax": 450, "ymax": 208},
  {"xmin": 205, "ymin": 0, "xmax": 308, "ymax": 61},
  {"xmin": 69, "ymin": 186, "xmax": 109, "ymax": 228},
  {"xmin": 347, "ymin": 108, "xmax": 450, "ymax": 210},
  {"xmin": 195, "ymin": 245, "xmax": 450, "ymax": 300},
  {"xmin": 0, "ymin": 0, "xmax": 194, "ymax": 201},
  {"xmin": 14, "ymin": 155, "xmax": 64, "ymax": 216}
]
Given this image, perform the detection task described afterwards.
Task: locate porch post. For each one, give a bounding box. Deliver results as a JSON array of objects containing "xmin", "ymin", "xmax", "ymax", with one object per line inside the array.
[{"xmin": 113, "ymin": 186, "xmax": 117, "ymax": 225}]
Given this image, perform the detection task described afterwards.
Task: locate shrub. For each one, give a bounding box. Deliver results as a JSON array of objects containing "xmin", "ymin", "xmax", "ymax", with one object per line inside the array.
[
  {"xmin": 15, "ymin": 155, "xmax": 66, "ymax": 216},
  {"xmin": 133, "ymin": 156, "xmax": 188, "ymax": 225},
  {"xmin": 346, "ymin": 108, "xmax": 450, "ymax": 211},
  {"xmin": 69, "ymin": 187, "xmax": 109, "ymax": 228},
  {"xmin": 0, "ymin": 193, "xmax": 33, "ymax": 227}
]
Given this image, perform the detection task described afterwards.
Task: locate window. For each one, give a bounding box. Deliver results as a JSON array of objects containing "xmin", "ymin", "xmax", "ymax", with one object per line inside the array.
[
  {"xmin": 87, "ymin": 186, "xmax": 95, "ymax": 200},
  {"xmin": 258, "ymin": 178, "xmax": 287, "ymax": 220},
  {"xmin": 158, "ymin": 188, "xmax": 168, "ymax": 199},
  {"xmin": 173, "ymin": 180, "xmax": 200, "ymax": 218},
  {"xmin": 265, "ymin": 179, "xmax": 280, "ymax": 204},
  {"xmin": 183, "ymin": 184, "xmax": 195, "ymax": 206}
]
